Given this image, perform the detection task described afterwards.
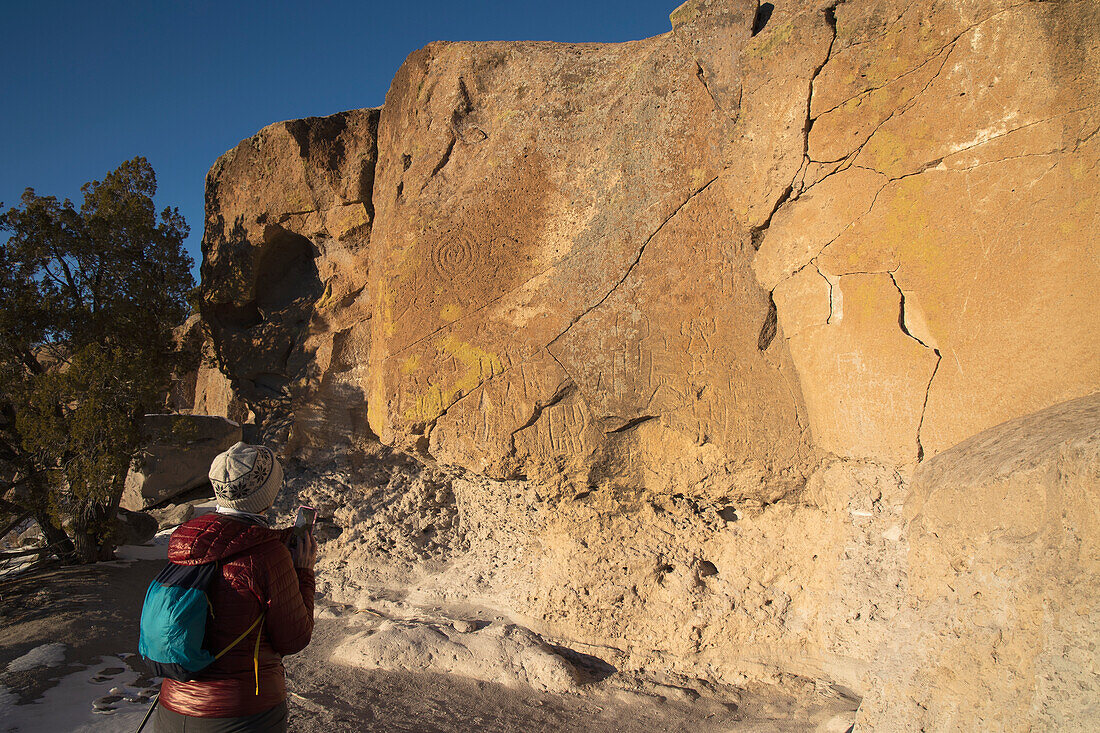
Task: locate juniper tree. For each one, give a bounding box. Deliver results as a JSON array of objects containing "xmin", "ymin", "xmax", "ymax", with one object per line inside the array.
[{"xmin": 0, "ymin": 158, "xmax": 195, "ymax": 562}]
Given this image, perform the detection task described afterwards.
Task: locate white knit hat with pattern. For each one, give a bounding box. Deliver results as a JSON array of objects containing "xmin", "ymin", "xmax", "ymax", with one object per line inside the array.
[{"xmin": 209, "ymin": 442, "xmax": 283, "ymax": 514}]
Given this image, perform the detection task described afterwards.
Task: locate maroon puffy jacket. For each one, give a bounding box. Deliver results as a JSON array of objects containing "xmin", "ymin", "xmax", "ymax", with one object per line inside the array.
[{"xmin": 158, "ymin": 512, "xmax": 315, "ymax": 717}]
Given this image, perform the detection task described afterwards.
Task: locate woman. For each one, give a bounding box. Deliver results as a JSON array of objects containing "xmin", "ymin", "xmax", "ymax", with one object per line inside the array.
[{"xmin": 154, "ymin": 441, "xmax": 316, "ymax": 732}]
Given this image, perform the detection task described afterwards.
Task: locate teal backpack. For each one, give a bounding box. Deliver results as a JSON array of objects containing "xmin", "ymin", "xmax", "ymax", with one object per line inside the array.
[{"xmin": 138, "ymin": 561, "xmax": 264, "ymax": 687}]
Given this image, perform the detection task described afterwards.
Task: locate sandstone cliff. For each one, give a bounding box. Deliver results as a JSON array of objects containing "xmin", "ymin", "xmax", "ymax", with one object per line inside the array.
[
  {"xmin": 194, "ymin": 0, "xmax": 1099, "ymax": 729},
  {"xmin": 201, "ymin": 110, "xmax": 378, "ymax": 455}
]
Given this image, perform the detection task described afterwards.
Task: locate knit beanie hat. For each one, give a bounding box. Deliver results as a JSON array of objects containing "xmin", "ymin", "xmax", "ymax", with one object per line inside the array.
[{"xmin": 208, "ymin": 442, "xmax": 284, "ymax": 514}]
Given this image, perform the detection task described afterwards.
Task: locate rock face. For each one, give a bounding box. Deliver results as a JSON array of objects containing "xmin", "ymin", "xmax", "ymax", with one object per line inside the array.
[
  {"xmin": 166, "ymin": 314, "xmax": 251, "ymax": 424},
  {"xmin": 120, "ymin": 414, "xmax": 242, "ymax": 510},
  {"xmin": 366, "ymin": 1, "xmax": 821, "ymax": 499},
  {"xmin": 755, "ymin": 0, "xmax": 1100, "ymax": 463},
  {"xmin": 201, "ymin": 110, "xmax": 379, "ymax": 456},
  {"xmin": 196, "ymin": 0, "xmax": 1100, "ymax": 728}
]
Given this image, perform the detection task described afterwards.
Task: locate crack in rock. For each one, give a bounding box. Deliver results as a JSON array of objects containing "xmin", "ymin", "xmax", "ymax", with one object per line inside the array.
[
  {"xmin": 547, "ymin": 174, "xmax": 721, "ymax": 352},
  {"xmin": 888, "ymin": 272, "xmax": 940, "ymax": 461},
  {"xmin": 807, "ymin": 2, "xmax": 842, "ymax": 135},
  {"xmin": 942, "ymin": 104, "xmax": 1100, "ymax": 162},
  {"xmin": 751, "ymin": 2, "xmax": 840, "ymax": 247},
  {"xmin": 816, "ymin": 265, "xmax": 839, "ymax": 324},
  {"xmin": 510, "ymin": 380, "xmax": 576, "ymax": 442},
  {"xmin": 812, "ymin": 42, "xmax": 955, "ymax": 168},
  {"xmin": 695, "ymin": 61, "xmax": 727, "ymax": 117},
  {"xmin": 603, "ymin": 415, "xmax": 658, "ymax": 434},
  {"xmin": 915, "ymin": 351, "xmax": 941, "ymax": 463},
  {"xmin": 750, "ymin": 183, "xmax": 794, "ymax": 250},
  {"xmin": 757, "ymin": 292, "xmax": 778, "ymax": 350},
  {"xmin": 798, "ymin": 103, "xmax": 1097, "ymax": 293},
  {"xmin": 815, "ymin": 0, "xmax": 1053, "ymax": 120},
  {"xmin": 813, "ymin": 39, "xmax": 955, "ymax": 120},
  {"xmin": 419, "ymin": 77, "xmax": 478, "ymax": 193},
  {"xmin": 814, "ymin": 2, "xmax": 1066, "ymax": 174},
  {"xmin": 416, "ymin": 346, "xmax": 582, "ymax": 462},
  {"xmin": 421, "ymin": 135, "xmax": 456, "ymax": 193},
  {"xmin": 387, "ymin": 170, "xmax": 739, "ymax": 366}
]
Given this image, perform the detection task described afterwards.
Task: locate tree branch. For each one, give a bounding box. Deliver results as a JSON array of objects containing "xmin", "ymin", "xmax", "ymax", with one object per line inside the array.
[
  {"xmin": 48, "ymin": 242, "xmax": 85, "ymax": 310},
  {"xmin": 0, "ymin": 495, "xmax": 27, "ymax": 514},
  {"xmin": 0, "ymin": 510, "xmax": 33, "ymax": 539}
]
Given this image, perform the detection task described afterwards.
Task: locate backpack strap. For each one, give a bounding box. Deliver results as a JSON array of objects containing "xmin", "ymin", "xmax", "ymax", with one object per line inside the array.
[
  {"xmin": 252, "ymin": 615, "xmax": 264, "ymax": 695},
  {"xmin": 212, "ymin": 612, "xmax": 264, "ymax": 660},
  {"xmin": 212, "ymin": 611, "xmax": 266, "ymax": 695}
]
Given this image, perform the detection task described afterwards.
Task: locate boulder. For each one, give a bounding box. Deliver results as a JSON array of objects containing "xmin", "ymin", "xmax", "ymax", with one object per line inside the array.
[
  {"xmin": 859, "ymin": 392, "xmax": 1100, "ymax": 730},
  {"xmin": 121, "ymin": 414, "xmax": 242, "ymax": 510},
  {"xmin": 146, "ymin": 503, "xmax": 196, "ymax": 530},
  {"xmin": 111, "ymin": 508, "xmax": 159, "ymax": 547}
]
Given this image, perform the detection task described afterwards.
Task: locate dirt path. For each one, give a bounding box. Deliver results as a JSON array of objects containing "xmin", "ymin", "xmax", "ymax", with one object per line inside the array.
[{"xmin": 0, "ymin": 559, "xmax": 855, "ymax": 732}]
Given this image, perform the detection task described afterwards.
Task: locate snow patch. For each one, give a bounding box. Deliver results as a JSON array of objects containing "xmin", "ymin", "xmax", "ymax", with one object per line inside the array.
[
  {"xmin": 0, "ymin": 655, "xmax": 159, "ymax": 732},
  {"xmin": 7, "ymin": 642, "xmax": 67, "ymax": 673}
]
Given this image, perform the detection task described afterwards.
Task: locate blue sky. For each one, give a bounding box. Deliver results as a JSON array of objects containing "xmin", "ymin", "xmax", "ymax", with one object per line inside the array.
[{"xmin": 0, "ymin": 0, "xmax": 681, "ymax": 279}]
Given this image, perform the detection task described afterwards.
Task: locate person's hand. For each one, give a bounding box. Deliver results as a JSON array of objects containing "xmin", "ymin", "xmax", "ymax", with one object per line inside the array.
[{"xmin": 291, "ymin": 532, "xmax": 317, "ymax": 570}]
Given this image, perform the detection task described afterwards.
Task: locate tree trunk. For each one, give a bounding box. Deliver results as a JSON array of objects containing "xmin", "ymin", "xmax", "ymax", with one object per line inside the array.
[
  {"xmin": 70, "ymin": 526, "xmax": 102, "ymax": 564},
  {"xmin": 70, "ymin": 475, "xmax": 126, "ymax": 563},
  {"xmin": 70, "ymin": 508, "xmax": 112, "ymax": 563},
  {"xmin": 33, "ymin": 509, "xmax": 75, "ymax": 561}
]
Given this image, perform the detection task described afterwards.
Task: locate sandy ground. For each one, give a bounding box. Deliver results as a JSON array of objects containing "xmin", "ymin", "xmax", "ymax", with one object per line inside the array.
[
  {"xmin": 0, "ymin": 553, "xmax": 856, "ymax": 732},
  {"xmin": 285, "ymin": 616, "xmax": 856, "ymax": 733}
]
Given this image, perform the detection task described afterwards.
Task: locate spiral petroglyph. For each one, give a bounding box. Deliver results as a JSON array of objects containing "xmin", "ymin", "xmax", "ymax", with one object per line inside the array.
[
  {"xmin": 431, "ymin": 231, "xmax": 479, "ymax": 280},
  {"xmin": 429, "ymin": 231, "xmax": 511, "ymax": 290}
]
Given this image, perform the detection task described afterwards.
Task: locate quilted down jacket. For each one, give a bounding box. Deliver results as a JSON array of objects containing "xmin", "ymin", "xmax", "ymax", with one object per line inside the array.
[{"xmin": 157, "ymin": 512, "xmax": 315, "ymax": 718}]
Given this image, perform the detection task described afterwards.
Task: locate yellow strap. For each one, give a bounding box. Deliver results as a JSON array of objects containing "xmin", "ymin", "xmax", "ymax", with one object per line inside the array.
[
  {"xmin": 213, "ymin": 612, "xmax": 265, "ymax": 661},
  {"xmin": 253, "ymin": 627, "xmax": 262, "ymax": 695}
]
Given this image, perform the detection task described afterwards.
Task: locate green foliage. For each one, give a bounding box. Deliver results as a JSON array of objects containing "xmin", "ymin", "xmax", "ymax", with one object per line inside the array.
[{"xmin": 0, "ymin": 157, "xmax": 195, "ymax": 562}]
